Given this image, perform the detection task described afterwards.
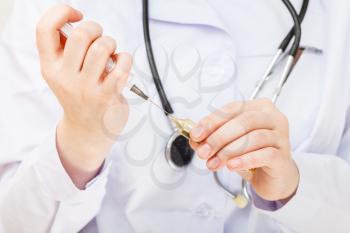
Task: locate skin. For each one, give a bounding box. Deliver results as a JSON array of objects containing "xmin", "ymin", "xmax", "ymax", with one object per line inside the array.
[
  {"xmin": 36, "ymin": 4, "xmax": 132, "ymax": 189},
  {"xmin": 190, "ymin": 99, "xmax": 300, "ymax": 201}
]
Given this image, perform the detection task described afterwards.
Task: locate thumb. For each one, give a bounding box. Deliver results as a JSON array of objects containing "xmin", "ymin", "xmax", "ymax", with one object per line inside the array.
[{"xmin": 36, "ymin": 4, "xmax": 83, "ymax": 62}]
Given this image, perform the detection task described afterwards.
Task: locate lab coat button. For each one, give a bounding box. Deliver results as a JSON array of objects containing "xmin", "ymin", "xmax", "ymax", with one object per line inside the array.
[{"xmin": 193, "ymin": 203, "xmax": 212, "ymax": 218}]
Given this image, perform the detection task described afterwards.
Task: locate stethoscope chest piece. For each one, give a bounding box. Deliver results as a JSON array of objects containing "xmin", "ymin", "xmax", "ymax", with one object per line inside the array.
[
  {"xmin": 143, "ymin": 0, "xmax": 308, "ymax": 208},
  {"xmin": 165, "ymin": 131, "xmax": 194, "ymax": 169}
]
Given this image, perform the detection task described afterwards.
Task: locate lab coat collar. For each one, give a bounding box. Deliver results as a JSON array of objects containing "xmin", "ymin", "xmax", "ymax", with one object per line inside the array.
[{"xmin": 138, "ymin": 0, "xmax": 232, "ymax": 37}]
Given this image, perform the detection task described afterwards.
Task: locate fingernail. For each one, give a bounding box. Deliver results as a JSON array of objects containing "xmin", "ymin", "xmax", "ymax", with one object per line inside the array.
[
  {"xmin": 208, "ymin": 157, "xmax": 221, "ymax": 170},
  {"xmin": 191, "ymin": 125, "xmax": 204, "ymax": 139},
  {"xmin": 228, "ymin": 159, "xmax": 241, "ymax": 169},
  {"xmin": 197, "ymin": 144, "xmax": 211, "ymax": 159}
]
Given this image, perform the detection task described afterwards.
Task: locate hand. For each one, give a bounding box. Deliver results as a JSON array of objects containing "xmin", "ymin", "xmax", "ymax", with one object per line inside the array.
[
  {"xmin": 190, "ymin": 98, "xmax": 299, "ymax": 201},
  {"xmin": 36, "ymin": 4, "xmax": 132, "ymax": 188}
]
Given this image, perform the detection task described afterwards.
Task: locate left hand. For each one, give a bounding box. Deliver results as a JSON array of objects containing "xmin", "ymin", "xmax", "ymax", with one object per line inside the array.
[{"xmin": 189, "ymin": 98, "xmax": 299, "ymax": 201}]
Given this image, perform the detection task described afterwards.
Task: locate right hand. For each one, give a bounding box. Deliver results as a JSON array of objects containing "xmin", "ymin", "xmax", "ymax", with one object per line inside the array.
[{"xmin": 36, "ymin": 4, "xmax": 132, "ymax": 188}]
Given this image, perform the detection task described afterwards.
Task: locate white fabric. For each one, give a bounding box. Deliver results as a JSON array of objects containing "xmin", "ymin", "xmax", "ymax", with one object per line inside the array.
[
  {"xmin": 0, "ymin": 0, "xmax": 350, "ymax": 232},
  {"xmin": 0, "ymin": 0, "xmax": 14, "ymax": 31}
]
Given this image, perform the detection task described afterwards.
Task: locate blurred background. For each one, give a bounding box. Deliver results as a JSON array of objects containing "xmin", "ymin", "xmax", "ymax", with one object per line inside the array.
[{"xmin": 0, "ymin": 0, "xmax": 14, "ymax": 31}]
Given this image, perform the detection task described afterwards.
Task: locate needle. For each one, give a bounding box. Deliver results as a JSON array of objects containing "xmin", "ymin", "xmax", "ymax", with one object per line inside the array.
[
  {"xmin": 127, "ymin": 83, "xmax": 195, "ymax": 136},
  {"xmin": 126, "ymin": 83, "xmax": 171, "ymax": 115}
]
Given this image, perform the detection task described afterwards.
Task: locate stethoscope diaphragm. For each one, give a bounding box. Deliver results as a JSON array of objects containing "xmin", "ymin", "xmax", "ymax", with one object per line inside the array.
[{"xmin": 165, "ymin": 131, "xmax": 194, "ymax": 169}]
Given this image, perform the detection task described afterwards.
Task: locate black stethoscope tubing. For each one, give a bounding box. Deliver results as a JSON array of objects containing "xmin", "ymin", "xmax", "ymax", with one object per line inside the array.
[
  {"xmin": 142, "ymin": 0, "xmax": 306, "ymax": 117},
  {"xmin": 142, "ymin": 0, "xmax": 174, "ymax": 115}
]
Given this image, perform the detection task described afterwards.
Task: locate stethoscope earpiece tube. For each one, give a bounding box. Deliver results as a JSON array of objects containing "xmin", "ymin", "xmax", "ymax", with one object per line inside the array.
[
  {"xmin": 281, "ymin": 0, "xmax": 302, "ymax": 57},
  {"xmin": 252, "ymin": 0, "xmax": 308, "ymax": 101},
  {"xmin": 279, "ymin": 0, "xmax": 309, "ymax": 52},
  {"xmin": 142, "ymin": 0, "xmax": 174, "ymax": 115}
]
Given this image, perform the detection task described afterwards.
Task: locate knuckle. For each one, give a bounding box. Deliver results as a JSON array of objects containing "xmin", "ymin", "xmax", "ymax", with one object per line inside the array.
[
  {"xmin": 199, "ymin": 117, "xmax": 212, "ymax": 130},
  {"xmin": 266, "ymin": 147, "xmax": 279, "ymax": 159},
  {"xmin": 279, "ymin": 112, "xmax": 289, "ymax": 125},
  {"xmin": 227, "ymin": 101, "xmax": 245, "ymax": 114},
  {"xmin": 260, "ymin": 97, "xmax": 273, "ymax": 106},
  {"xmin": 248, "ymin": 155, "xmax": 258, "ymax": 166},
  {"xmin": 253, "ymin": 130, "xmax": 268, "ymax": 142},
  {"xmin": 80, "ymin": 21, "xmax": 103, "ymax": 35},
  {"xmin": 116, "ymin": 68, "xmax": 128, "ymax": 77},
  {"xmin": 40, "ymin": 64, "xmax": 57, "ymax": 81},
  {"xmin": 218, "ymin": 145, "xmax": 235, "ymax": 161},
  {"xmin": 117, "ymin": 53, "xmax": 133, "ymax": 70},
  {"xmin": 110, "ymin": 66, "xmax": 128, "ymax": 80},
  {"xmin": 109, "ymin": 54, "xmax": 133, "ymax": 80},
  {"xmin": 55, "ymin": 3, "xmax": 71, "ymax": 13},
  {"xmin": 216, "ymin": 150, "xmax": 228, "ymax": 161},
  {"xmin": 256, "ymin": 98, "xmax": 275, "ymax": 110},
  {"xmin": 58, "ymin": 4, "xmax": 72, "ymax": 16},
  {"xmin": 40, "ymin": 67, "xmax": 51, "ymax": 79},
  {"xmin": 73, "ymin": 21, "xmax": 103, "ymax": 42},
  {"xmin": 91, "ymin": 41, "xmax": 109, "ymax": 55},
  {"xmin": 120, "ymin": 52, "xmax": 133, "ymax": 62},
  {"xmin": 72, "ymin": 28, "xmax": 92, "ymax": 42},
  {"xmin": 213, "ymin": 109, "xmax": 231, "ymax": 122},
  {"xmin": 206, "ymin": 134, "xmax": 222, "ymax": 149},
  {"xmin": 241, "ymin": 111, "xmax": 257, "ymax": 130},
  {"xmin": 83, "ymin": 21, "xmax": 102, "ymax": 30},
  {"xmin": 36, "ymin": 21, "xmax": 46, "ymax": 35},
  {"xmin": 91, "ymin": 38, "xmax": 115, "ymax": 55},
  {"xmin": 102, "ymin": 36, "xmax": 117, "ymax": 52}
]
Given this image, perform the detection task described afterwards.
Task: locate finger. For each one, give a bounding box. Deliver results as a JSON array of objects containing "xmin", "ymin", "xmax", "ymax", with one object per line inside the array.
[
  {"xmin": 215, "ymin": 129, "xmax": 279, "ymax": 163},
  {"xmin": 190, "ymin": 98, "xmax": 275, "ymax": 142},
  {"xmin": 63, "ymin": 21, "xmax": 103, "ymax": 72},
  {"xmin": 190, "ymin": 101, "xmax": 245, "ymax": 142},
  {"xmin": 36, "ymin": 4, "xmax": 83, "ymax": 62},
  {"xmin": 237, "ymin": 170, "xmax": 254, "ymax": 181},
  {"xmin": 102, "ymin": 53, "xmax": 133, "ymax": 94},
  {"xmin": 82, "ymin": 36, "xmax": 117, "ymax": 82},
  {"xmin": 226, "ymin": 147, "xmax": 279, "ymax": 171},
  {"xmin": 206, "ymin": 156, "xmax": 224, "ymax": 171},
  {"xmin": 196, "ymin": 111, "xmax": 275, "ymax": 160}
]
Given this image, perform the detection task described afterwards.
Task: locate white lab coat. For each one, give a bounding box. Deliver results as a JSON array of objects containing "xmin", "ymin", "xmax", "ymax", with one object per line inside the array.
[{"xmin": 0, "ymin": 0, "xmax": 350, "ymax": 232}]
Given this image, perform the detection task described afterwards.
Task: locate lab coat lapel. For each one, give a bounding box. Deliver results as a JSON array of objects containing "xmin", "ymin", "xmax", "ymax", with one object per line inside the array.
[{"xmin": 299, "ymin": 0, "xmax": 350, "ymax": 154}]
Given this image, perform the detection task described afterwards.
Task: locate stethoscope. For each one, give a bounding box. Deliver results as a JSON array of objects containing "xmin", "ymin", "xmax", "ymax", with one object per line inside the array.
[{"xmin": 142, "ymin": 0, "xmax": 309, "ymax": 208}]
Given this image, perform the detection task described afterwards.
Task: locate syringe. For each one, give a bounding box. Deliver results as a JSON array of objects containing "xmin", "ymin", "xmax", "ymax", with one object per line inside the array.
[
  {"xmin": 59, "ymin": 24, "xmax": 162, "ymax": 110},
  {"xmin": 60, "ymin": 23, "xmax": 196, "ymax": 138}
]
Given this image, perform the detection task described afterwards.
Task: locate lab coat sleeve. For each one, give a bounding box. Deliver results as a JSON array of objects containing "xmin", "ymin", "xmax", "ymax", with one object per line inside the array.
[
  {"xmin": 0, "ymin": 127, "xmax": 111, "ymax": 233},
  {"xmin": 252, "ymin": 2, "xmax": 350, "ymax": 231},
  {"xmin": 0, "ymin": 1, "xmax": 111, "ymax": 232},
  {"xmin": 254, "ymin": 111, "xmax": 350, "ymax": 233}
]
